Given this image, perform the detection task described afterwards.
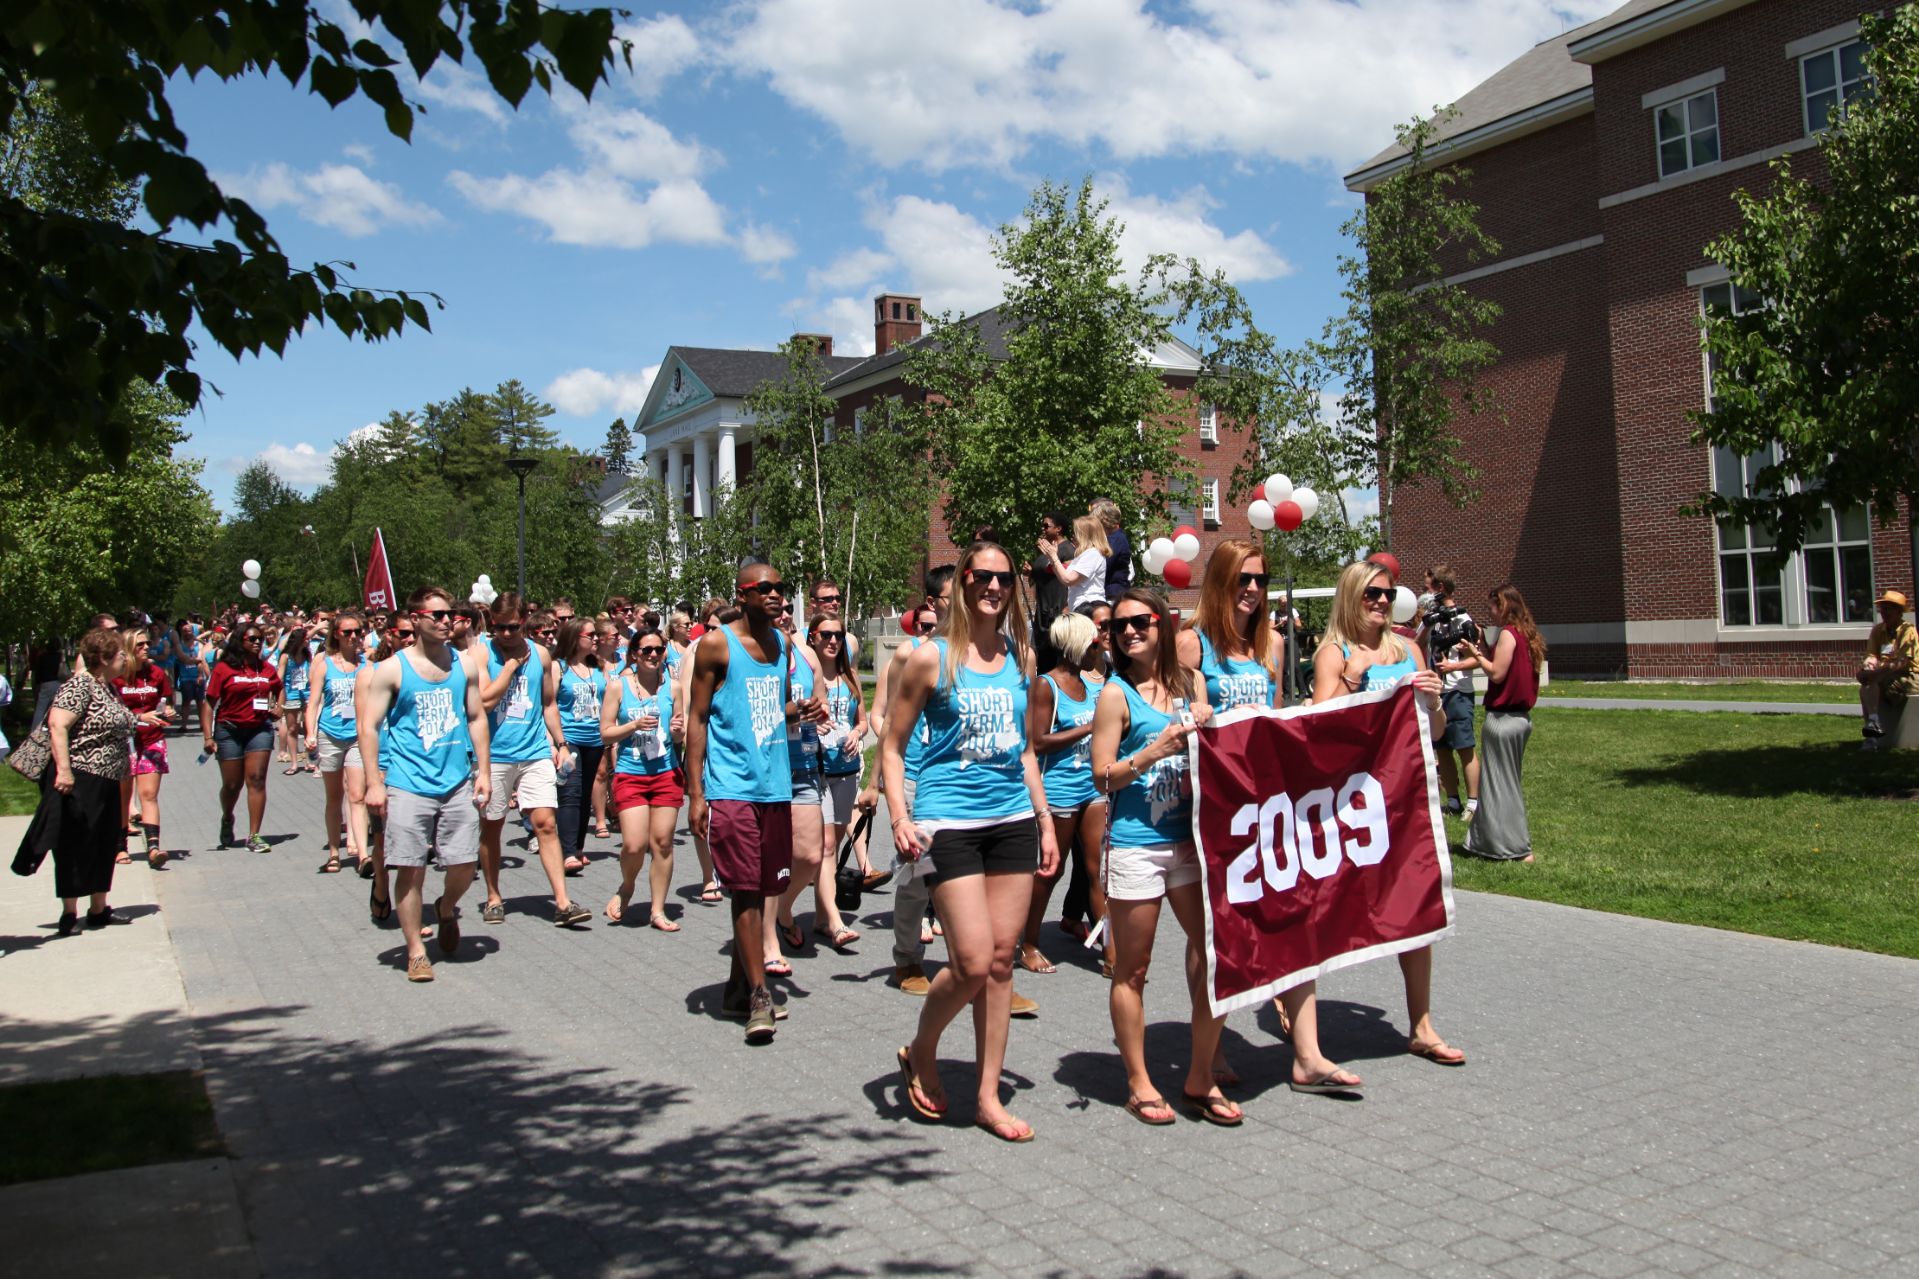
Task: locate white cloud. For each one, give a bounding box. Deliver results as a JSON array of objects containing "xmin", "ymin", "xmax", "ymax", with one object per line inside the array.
[
  {"xmin": 231, "ymin": 441, "xmax": 335, "ymax": 489},
  {"xmin": 544, "ymin": 366, "xmax": 660, "ymax": 418},
  {"xmin": 415, "ymin": 60, "xmax": 510, "ymax": 125},
  {"xmin": 738, "ymin": 221, "xmax": 798, "ymax": 271},
  {"xmin": 449, "ymin": 169, "xmax": 730, "ymax": 249},
  {"xmin": 1104, "ymin": 178, "xmax": 1291, "ymax": 281},
  {"xmin": 567, "ymin": 106, "xmax": 713, "ymax": 181},
  {"xmin": 727, "ymin": 0, "xmax": 1615, "ymax": 172},
  {"xmin": 221, "ymin": 162, "xmax": 440, "ymax": 237},
  {"xmin": 614, "ymin": 14, "xmax": 706, "ymax": 98},
  {"xmin": 341, "ymin": 143, "xmax": 375, "ymax": 165}
]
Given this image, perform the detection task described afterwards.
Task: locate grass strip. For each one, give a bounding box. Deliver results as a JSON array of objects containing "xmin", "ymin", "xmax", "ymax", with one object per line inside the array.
[
  {"xmin": 1538, "ymin": 679, "xmax": 1854, "ymax": 704},
  {"xmin": 0, "ymin": 1071, "xmax": 223, "ymax": 1186}
]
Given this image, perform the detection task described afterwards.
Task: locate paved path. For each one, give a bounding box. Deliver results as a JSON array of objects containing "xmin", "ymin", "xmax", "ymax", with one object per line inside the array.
[
  {"xmin": 1542, "ymin": 698, "xmax": 1853, "ymax": 716},
  {"xmin": 10, "ymin": 741, "xmax": 1919, "ymax": 1277}
]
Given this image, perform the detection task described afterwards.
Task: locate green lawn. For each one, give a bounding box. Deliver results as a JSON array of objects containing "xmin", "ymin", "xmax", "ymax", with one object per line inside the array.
[
  {"xmin": 1538, "ymin": 678, "xmax": 1855, "ymax": 703},
  {"xmin": 1442, "ymin": 707, "xmax": 1919, "ymax": 957},
  {"xmin": 0, "ymin": 1071, "xmax": 223, "ymax": 1185},
  {"xmin": 0, "ymin": 764, "xmax": 38, "ymax": 816}
]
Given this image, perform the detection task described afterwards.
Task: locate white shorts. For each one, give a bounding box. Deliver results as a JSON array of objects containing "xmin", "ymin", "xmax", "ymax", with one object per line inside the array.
[
  {"xmin": 820, "ymin": 773, "xmax": 861, "ymax": 825},
  {"xmin": 1106, "ymin": 840, "xmax": 1200, "ymax": 902},
  {"xmin": 485, "ymin": 757, "xmax": 558, "ymax": 820},
  {"xmin": 315, "ymin": 733, "xmax": 362, "ymax": 774}
]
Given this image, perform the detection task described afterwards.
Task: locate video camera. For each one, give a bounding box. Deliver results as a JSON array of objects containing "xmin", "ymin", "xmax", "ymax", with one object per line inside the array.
[{"xmin": 1424, "ymin": 601, "xmax": 1480, "ymax": 653}]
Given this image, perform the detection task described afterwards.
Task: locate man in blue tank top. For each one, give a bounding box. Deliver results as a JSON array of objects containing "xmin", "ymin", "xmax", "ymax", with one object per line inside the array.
[
  {"xmin": 684, "ymin": 560, "xmax": 796, "ymax": 1042},
  {"xmin": 358, "ymin": 585, "xmax": 493, "ymax": 984}
]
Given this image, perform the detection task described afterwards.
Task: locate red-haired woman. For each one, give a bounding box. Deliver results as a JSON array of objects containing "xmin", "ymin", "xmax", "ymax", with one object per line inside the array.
[{"xmin": 1460, "ymin": 583, "xmax": 1544, "ymax": 863}]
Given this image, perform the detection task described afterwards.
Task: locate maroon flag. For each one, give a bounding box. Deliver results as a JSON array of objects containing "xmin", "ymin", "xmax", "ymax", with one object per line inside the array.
[
  {"xmin": 363, "ymin": 528, "xmax": 396, "ymax": 613},
  {"xmin": 1191, "ymin": 680, "xmax": 1454, "ymax": 1016}
]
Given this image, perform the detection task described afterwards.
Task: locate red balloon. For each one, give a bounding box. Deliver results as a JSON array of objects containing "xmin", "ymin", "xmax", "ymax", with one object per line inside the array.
[
  {"xmin": 1172, "ymin": 525, "xmax": 1198, "ymax": 541},
  {"xmin": 1274, "ymin": 500, "xmax": 1304, "ymax": 531},
  {"xmin": 1162, "ymin": 557, "xmax": 1193, "ymax": 589},
  {"xmin": 1250, "ymin": 482, "xmax": 1265, "ymax": 502},
  {"xmin": 1367, "ymin": 551, "xmax": 1402, "ymax": 582}
]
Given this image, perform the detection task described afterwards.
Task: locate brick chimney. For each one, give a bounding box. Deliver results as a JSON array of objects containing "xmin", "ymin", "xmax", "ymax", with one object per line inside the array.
[
  {"xmin": 794, "ymin": 333, "xmax": 833, "ymax": 357},
  {"xmin": 874, "ymin": 294, "xmax": 922, "ymax": 355}
]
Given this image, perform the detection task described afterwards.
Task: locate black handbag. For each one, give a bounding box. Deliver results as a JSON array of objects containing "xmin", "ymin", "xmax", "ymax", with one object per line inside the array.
[{"xmin": 833, "ymin": 810, "xmax": 875, "ymax": 913}]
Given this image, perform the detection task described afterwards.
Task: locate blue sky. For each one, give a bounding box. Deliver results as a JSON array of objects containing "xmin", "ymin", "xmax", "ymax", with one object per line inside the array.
[{"xmin": 169, "ymin": 0, "xmax": 1611, "ymax": 510}]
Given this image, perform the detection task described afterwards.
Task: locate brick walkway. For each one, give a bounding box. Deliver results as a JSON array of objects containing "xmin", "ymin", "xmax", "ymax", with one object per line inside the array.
[{"xmin": 116, "ymin": 742, "xmax": 1919, "ymax": 1276}]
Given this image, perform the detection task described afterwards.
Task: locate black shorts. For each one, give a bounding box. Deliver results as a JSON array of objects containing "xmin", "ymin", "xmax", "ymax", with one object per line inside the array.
[{"xmin": 926, "ymin": 818, "xmax": 1039, "ymax": 886}]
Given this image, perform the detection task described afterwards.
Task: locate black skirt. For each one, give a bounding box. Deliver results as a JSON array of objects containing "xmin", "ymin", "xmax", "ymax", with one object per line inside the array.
[{"xmin": 16, "ymin": 770, "xmax": 123, "ymax": 899}]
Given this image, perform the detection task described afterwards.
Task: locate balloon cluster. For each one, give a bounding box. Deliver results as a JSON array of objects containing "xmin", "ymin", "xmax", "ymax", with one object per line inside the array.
[
  {"xmin": 1245, "ymin": 473, "xmax": 1320, "ymax": 533},
  {"xmin": 1144, "ymin": 527, "xmax": 1202, "ymax": 589},
  {"xmin": 240, "ymin": 558, "xmax": 262, "ymax": 600},
  {"xmin": 469, "ymin": 575, "xmax": 498, "ymax": 607}
]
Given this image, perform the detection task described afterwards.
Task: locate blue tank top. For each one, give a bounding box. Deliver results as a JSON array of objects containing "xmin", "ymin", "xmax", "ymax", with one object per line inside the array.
[
  {"xmin": 282, "ymin": 655, "xmax": 310, "ymax": 704},
  {"xmin": 380, "ymin": 650, "xmax": 473, "ymax": 798},
  {"xmin": 557, "ymin": 664, "xmax": 607, "ymax": 746},
  {"xmin": 1108, "ymin": 678, "xmax": 1192, "ymax": 846},
  {"xmin": 315, "ymin": 656, "xmax": 361, "ymax": 740},
  {"xmin": 702, "ymin": 627, "xmax": 792, "ymax": 803},
  {"xmin": 1197, "ymin": 630, "xmax": 1274, "ymax": 712},
  {"xmin": 912, "ymin": 639, "xmax": 1032, "ymax": 824},
  {"xmin": 1038, "ymin": 673, "xmax": 1098, "ymax": 809},
  {"xmin": 613, "ymin": 672, "xmax": 676, "ymax": 777},
  {"xmin": 901, "ymin": 636, "xmax": 931, "ymax": 784},
  {"xmin": 786, "ymin": 654, "xmax": 820, "ymax": 774},
  {"xmin": 664, "ymin": 645, "xmax": 683, "ymax": 678},
  {"xmin": 486, "ymin": 641, "xmax": 549, "ymax": 764},
  {"xmin": 1341, "ymin": 641, "xmax": 1418, "ymax": 690},
  {"xmin": 820, "ymin": 676, "xmax": 861, "ymax": 777}
]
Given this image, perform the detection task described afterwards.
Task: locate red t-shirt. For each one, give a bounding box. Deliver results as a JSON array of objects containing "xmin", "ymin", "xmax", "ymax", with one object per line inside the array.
[
  {"xmin": 206, "ymin": 660, "xmax": 282, "ymax": 728},
  {"xmin": 112, "ymin": 663, "xmax": 175, "ymax": 751}
]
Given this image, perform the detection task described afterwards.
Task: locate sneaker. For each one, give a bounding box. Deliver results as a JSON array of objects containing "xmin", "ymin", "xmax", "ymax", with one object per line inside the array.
[
  {"xmin": 1864, "ymin": 714, "xmax": 1885, "ymax": 738},
  {"xmin": 1464, "ymin": 799, "xmax": 1479, "ymax": 820},
  {"xmin": 481, "ymin": 901, "xmax": 507, "ymax": 925},
  {"xmin": 406, "ymin": 955, "xmax": 434, "ymax": 983},
  {"xmin": 894, "ymin": 963, "xmax": 931, "ymax": 996},
  {"xmin": 218, "ymin": 816, "xmax": 234, "ymax": 849},
  {"xmin": 554, "ymin": 901, "xmax": 593, "ymax": 928},
  {"xmin": 1010, "ymin": 989, "xmax": 1039, "ymax": 1018},
  {"xmin": 247, "ymin": 835, "xmax": 270, "ymax": 854},
  {"xmin": 720, "ymin": 992, "xmax": 789, "ymax": 1021},
  {"xmin": 745, "ymin": 988, "xmax": 777, "ymax": 1043},
  {"xmin": 1443, "ymin": 796, "xmax": 1464, "ymax": 817}
]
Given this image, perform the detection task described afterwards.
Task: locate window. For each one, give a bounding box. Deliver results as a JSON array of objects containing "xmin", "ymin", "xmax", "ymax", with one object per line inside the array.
[
  {"xmin": 852, "ymin": 408, "xmax": 865, "ymax": 436},
  {"xmin": 1801, "ymin": 40, "xmax": 1870, "ymax": 134},
  {"xmin": 1201, "ymin": 479, "xmax": 1220, "ymax": 525},
  {"xmin": 1704, "ymin": 284, "xmax": 1873, "ymax": 628},
  {"xmin": 1198, "ymin": 402, "xmax": 1218, "ymax": 443},
  {"xmin": 1169, "ymin": 481, "xmax": 1198, "ymax": 532},
  {"xmin": 1656, "ymin": 89, "xmax": 1719, "ymax": 177}
]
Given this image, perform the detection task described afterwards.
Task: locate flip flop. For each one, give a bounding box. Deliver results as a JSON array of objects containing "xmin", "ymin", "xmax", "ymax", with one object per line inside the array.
[
  {"xmin": 282, "ymin": 766, "xmax": 299, "ymax": 775},
  {"xmin": 896, "ymin": 1046, "xmax": 945, "ymax": 1119},
  {"xmin": 319, "ymin": 854, "xmax": 342, "ymax": 874},
  {"xmin": 1125, "ymin": 1095, "xmax": 1176, "ymax": 1126},
  {"xmin": 780, "ymin": 921, "xmax": 805, "ymax": 950},
  {"xmin": 1018, "ymin": 945, "xmax": 1056, "ymax": 974},
  {"xmin": 764, "ymin": 958, "xmax": 792, "ymax": 977},
  {"xmin": 975, "ymin": 1116, "xmax": 1034, "ymax": 1143},
  {"xmin": 369, "ymin": 883, "xmax": 392, "ymax": 923},
  {"xmin": 1408, "ymin": 1040, "xmax": 1467, "ymax": 1067},
  {"xmin": 814, "ymin": 925, "xmax": 859, "ymax": 951},
  {"xmin": 1181, "ymin": 1092, "xmax": 1245, "ymax": 1126},
  {"xmin": 649, "ymin": 914, "xmax": 681, "ymax": 933},
  {"xmin": 1289, "ymin": 1071, "xmax": 1364, "ymax": 1095},
  {"xmin": 699, "ymin": 883, "xmax": 724, "ymax": 905},
  {"xmin": 114, "ymin": 850, "xmax": 132, "ymax": 865},
  {"xmin": 357, "ymin": 856, "xmax": 376, "ymax": 880}
]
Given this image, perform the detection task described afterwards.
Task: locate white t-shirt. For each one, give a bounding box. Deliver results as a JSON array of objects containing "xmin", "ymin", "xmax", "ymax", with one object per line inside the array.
[{"xmin": 1065, "ymin": 547, "xmax": 1108, "ymax": 610}]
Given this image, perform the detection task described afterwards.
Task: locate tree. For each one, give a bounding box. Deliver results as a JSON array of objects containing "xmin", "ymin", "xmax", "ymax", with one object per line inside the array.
[
  {"xmin": 1320, "ymin": 114, "xmax": 1503, "ymax": 548},
  {"xmin": 1690, "ymin": 8, "xmax": 1919, "ymax": 595},
  {"xmin": 602, "ymin": 417, "xmax": 632, "ymax": 474},
  {"xmin": 904, "ymin": 178, "xmax": 1196, "ymax": 550},
  {"xmin": 490, "ymin": 378, "xmax": 560, "ymax": 453},
  {"xmin": 1, "ymin": 1, "xmax": 629, "ymax": 460}
]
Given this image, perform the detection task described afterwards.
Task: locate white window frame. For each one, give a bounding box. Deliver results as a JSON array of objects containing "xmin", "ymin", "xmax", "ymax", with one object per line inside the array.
[
  {"xmin": 1197, "ymin": 402, "xmax": 1218, "ymax": 443},
  {"xmin": 1701, "ymin": 283, "xmax": 1873, "ymax": 629},
  {"xmin": 1655, "ymin": 88, "xmax": 1720, "ymax": 178},
  {"xmin": 1801, "ymin": 39, "xmax": 1870, "ymax": 135},
  {"xmin": 852, "ymin": 408, "xmax": 865, "ymax": 436},
  {"xmin": 1201, "ymin": 479, "xmax": 1220, "ymax": 524}
]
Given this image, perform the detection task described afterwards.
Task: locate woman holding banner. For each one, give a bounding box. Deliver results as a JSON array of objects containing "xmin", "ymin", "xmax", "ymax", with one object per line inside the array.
[
  {"xmin": 1090, "ymin": 588, "xmax": 1240, "ymax": 1126},
  {"xmin": 1306, "ymin": 559, "xmax": 1465, "ymax": 1068}
]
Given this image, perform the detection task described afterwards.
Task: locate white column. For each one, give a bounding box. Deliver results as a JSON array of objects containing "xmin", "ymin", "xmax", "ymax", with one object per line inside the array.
[
  {"xmin": 716, "ymin": 426, "xmax": 738, "ymax": 494},
  {"xmin": 643, "ymin": 448, "xmax": 662, "ymax": 490},
  {"xmin": 666, "ymin": 445, "xmax": 684, "ymax": 514},
  {"xmin": 692, "ymin": 430, "xmax": 712, "ymax": 519}
]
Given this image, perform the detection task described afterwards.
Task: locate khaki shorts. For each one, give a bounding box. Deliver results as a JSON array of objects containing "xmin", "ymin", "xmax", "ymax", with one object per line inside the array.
[
  {"xmin": 1106, "ymin": 840, "xmax": 1200, "ymax": 902},
  {"xmin": 484, "ymin": 757, "xmax": 558, "ymax": 820},
  {"xmin": 315, "ymin": 733, "xmax": 362, "ymax": 774},
  {"xmin": 385, "ymin": 782, "xmax": 481, "ymax": 868}
]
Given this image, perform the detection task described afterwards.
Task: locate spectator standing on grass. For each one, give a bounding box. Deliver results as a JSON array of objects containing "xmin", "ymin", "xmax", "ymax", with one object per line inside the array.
[
  {"xmin": 1461, "ymin": 583, "xmax": 1544, "ymax": 864},
  {"xmin": 1029, "ymin": 513, "xmax": 1073, "ymax": 670},
  {"xmin": 1859, "ymin": 590, "xmax": 1917, "ymax": 740},
  {"xmin": 1092, "ymin": 498, "xmax": 1132, "ymax": 602},
  {"xmin": 1045, "ymin": 513, "xmax": 1111, "ymax": 613},
  {"xmin": 1418, "ymin": 566, "xmax": 1481, "ymax": 818}
]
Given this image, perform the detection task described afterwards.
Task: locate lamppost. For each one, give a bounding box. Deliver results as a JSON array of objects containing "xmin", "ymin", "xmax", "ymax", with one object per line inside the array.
[{"xmin": 506, "ymin": 446, "xmax": 539, "ymax": 598}]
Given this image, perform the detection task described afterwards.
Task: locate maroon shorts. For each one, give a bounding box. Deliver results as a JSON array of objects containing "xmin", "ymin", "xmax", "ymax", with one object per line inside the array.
[
  {"xmin": 613, "ymin": 770, "xmax": 685, "ymax": 811},
  {"xmin": 707, "ymin": 799, "xmax": 793, "ymax": 897}
]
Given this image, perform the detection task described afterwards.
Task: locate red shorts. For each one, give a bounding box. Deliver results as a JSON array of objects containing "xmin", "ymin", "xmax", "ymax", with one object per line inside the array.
[
  {"xmin": 707, "ymin": 799, "xmax": 793, "ymax": 897},
  {"xmin": 613, "ymin": 769, "xmax": 685, "ymax": 811}
]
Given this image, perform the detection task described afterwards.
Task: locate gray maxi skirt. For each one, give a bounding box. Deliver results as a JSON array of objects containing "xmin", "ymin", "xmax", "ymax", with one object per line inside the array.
[{"xmin": 1462, "ymin": 710, "xmax": 1532, "ymax": 861}]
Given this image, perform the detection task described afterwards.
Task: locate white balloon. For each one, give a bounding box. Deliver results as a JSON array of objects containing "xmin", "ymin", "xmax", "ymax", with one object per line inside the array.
[
  {"xmin": 1173, "ymin": 532, "xmax": 1201, "ymax": 562},
  {"xmin": 1148, "ymin": 536, "xmax": 1176, "ymax": 566},
  {"xmin": 1247, "ymin": 499, "xmax": 1276, "ymax": 531},
  {"xmin": 1263, "ymin": 473, "xmax": 1293, "ymax": 503},
  {"xmin": 1292, "ymin": 487, "xmax": 1319, "ymax": 521},
  {"xmin": 240, "ymin": 579, "xmax": 261, "ymax": 599},
  {"xmin": 242, "ymin": 559, "xmax": 262, "ymax": 580},
  {"xmin": 477, "ymin": 574, "xmax": 491, "ymax": 585},
  {"xmin": 1143, "ymin": 544, "xmax": 1168, "ymax": 575},
  {"xmin": 1392, "ymin": 586, "xmax": 1417, "ymax": 625},
  {"xmin": 470, "ymin": 591, "xmax": 487, "ymax": 605}
]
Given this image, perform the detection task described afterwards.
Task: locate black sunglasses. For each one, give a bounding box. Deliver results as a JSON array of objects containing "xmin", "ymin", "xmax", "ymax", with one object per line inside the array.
[
  {"xmin": 813, "ymin": 593, "xmax": 841, "ymax": 605},
  {"xmin": 494, "ymin": 623, "xmax": 522, "ymax": 634},
  {"xmin": 414, "ymin": 609, "xmax": 454, "ymax": 622},
  {"xmin": 740, "ymin": 581, "xmax": 785, "ymax": 597},
  {"xmin": 243, "ymin": 635, "xmax": 264, "ymax": 643},
  {"xmin": 1239, "ymin": 572, "xmax": 1270, "ymax": 589},
  {"xmin": 391, "ymin": 629, "xmax": 416, "ymax": 639},
  {"xmin": 1362, "ymin": 586, "xmax": 1394, "ymax": 604},
  {"xmin": 637, "ymin": 644, "xmax": 666, "ymax": 656},
  {"xmin": 966, "ymin": 568, "xmax": 1015, "ymax": 589},
  {"xmin": 815, "ymin": 630, "xmax": 845, "ymax": 641},
  {"xmin": 335, "ymin": 627, "xmax": 363, "ymax": 637},
  {"xmin": 1108, "ymin": 613, "xmax": 1159, "ymax": 634}
]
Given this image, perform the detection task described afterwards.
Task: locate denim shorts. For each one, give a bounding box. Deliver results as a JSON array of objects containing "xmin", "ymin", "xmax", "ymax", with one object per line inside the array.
[
  {"xmin": 1440, "ymin": 689, "xmax": 1477, "ymax": 751},
  {"xmin": 214, "ymin": 721, "xmax": 275, "ymax": 761}
]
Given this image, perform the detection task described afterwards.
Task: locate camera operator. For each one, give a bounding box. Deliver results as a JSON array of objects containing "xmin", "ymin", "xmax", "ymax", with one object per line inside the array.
[{"xmin": 1416, "ymin": 566, "xmax": 1480, "ymax": 818}]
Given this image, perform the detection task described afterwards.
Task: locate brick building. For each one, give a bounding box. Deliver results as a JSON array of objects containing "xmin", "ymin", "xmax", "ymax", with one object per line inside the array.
[
  {"xmin": 1345, "ymin": 0, "xmax": 1908, "ymax": 678},
  {"xmin": 619, "ymin": 292, "xmax": 1255, "ymax": 608}
]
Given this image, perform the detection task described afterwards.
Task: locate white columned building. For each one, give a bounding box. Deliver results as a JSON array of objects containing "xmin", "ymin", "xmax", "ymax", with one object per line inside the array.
[
  {"xmin": 690, "ymin": 430, "xmax": 711, "ymax": 519},
  {"xmin": 716, "ymin": 426, "xmax": 738, "ymax": 494}
]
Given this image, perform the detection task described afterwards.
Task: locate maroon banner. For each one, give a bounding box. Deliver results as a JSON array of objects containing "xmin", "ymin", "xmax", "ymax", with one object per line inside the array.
[
  {"xmin": 362, "ymin": 527, "xmax": 396, "ymax": 613},
  {"xmin": 1191, "ymin": 680, "xmax": 1454, "ymax": 1016}
]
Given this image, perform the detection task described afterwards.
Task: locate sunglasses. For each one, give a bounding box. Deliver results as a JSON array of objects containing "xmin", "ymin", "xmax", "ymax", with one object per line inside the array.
[
  {"xmin": 494, "ymin": 623, "xmax": 522, "ymax": 634},
  {"xmin": 392, "ymin": 629, "xmax": 416, "ymax": 639},
  {"xmin": 966, "ymin": 568, "xmax": 1015, "ymax": 589},
  {"xmin": 1108, "ymin": 613, "xmax": 1159, "ymax": 634},
  {"xmin": 243, "ymin": 636, "xmax": 264, "ymax": 644},
  {"xmin": 740, "ymin": 581, "xmax": 785, "ymax": 597},
  {"xmin": 335, "ymin": 627, "xmax": 363, "ymax": 637},
  {"xmin": 553, "ymin": 613, "xmax": 575, "ymax": 622},
  {"xmin": 779, "ymin": 604, "xmax": 794, "ymax": 615},
  {"xmin": 815, "ymin": 630, "xmax": 845, "ymax": 642},
  {"xmin": 637, "ymin": 645, "xmax": 666, "ymax": 656},
  {"xmin": 134, "ymin": 640, "xmax": 150, "ymax": 648},
  {"xmin": 1239, "ymin": 572, "xmax": 1271, "ymax": 589},
  {"xmin": 414, "ymin": 609, "xmax": 454, "ymax": 622},
  {"xmin": 536, "ymin": 627, "xmax": 557, "ymax": 637},
  {"xmin": 812, "ymin": 593, "xmax": 841, "ymax": 606},
  {"xmin": 1362, "ymin": 586, "xmax": 1394, "ymax": 604}
]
